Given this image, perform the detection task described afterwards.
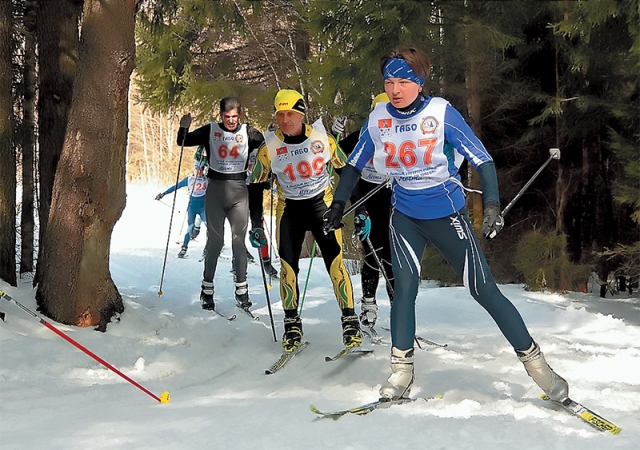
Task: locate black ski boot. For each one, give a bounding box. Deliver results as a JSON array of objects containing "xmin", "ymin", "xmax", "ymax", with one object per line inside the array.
[
  {"xmin": 200, "ymin": 281, "xmax": 215, "ymax": 310},
  {"xmin": 261, "ymin": 257, "xmax": 279, "ymax": 278},
  {"xmin": 235, "ymin": 281, "xmax": 252, "ymax": 310},
  {"xmin": 190, "ymin": 225, "xmax": 201, "ymax": 240},
  {"xmin": 282, "ymin": 314, "xmax": 303, "ymax": 352},
  {"xmin": 341, "ymin": 309, "xmax": 363, "ymax": 348},
  {"xmin": 178, "ymin": 245, "xmax": 188, "ymax": 258}
]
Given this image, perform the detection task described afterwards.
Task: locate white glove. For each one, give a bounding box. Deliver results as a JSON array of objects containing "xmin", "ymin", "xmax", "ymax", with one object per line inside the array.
[{"xmin": 331, "ymin": 115, "xmax": 347, "ymax": 136}]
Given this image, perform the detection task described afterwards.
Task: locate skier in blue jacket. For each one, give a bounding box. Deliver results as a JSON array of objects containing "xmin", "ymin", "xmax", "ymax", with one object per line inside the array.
[
  {"xmin": 323, "ymin": 45, "xmax": 569, "ymax": 403},
  {"xmin": 156, "ymin": 159, "xmax": 208, "ymax": 258}
]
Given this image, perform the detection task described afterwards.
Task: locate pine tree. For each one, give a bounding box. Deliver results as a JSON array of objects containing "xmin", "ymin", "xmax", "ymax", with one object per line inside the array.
[{"xmin": 36, "ymin": 0, "xmax": 137, "ymax": 330}]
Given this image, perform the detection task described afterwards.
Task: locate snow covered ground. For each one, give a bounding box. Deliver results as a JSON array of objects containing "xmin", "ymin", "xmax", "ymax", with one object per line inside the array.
[{"xmin": 1, "ymin": 184, "xmax": 639, "ymax": 449}]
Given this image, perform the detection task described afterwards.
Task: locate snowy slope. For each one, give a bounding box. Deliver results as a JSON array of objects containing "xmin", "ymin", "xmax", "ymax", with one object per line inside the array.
[{"xmin": 0, "ymin": 184, "xmax": 638, "ymax": 450}]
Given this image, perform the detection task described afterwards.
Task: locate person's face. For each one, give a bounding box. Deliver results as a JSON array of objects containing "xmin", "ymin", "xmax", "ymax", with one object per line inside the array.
[
  {"xmin": 194, "ymin": 166, "xmax": 204, "ymax": 176},
  {"xmin": 384, "ymin": 78, "xmax": 422, "ymax": 109},
  {"xmin": 222, "ymin": 108, "xmax": 241, "ymax": 131},
  {"xmin": 276, "ymin": 110, "xmax": 304, "ymax": 136}
]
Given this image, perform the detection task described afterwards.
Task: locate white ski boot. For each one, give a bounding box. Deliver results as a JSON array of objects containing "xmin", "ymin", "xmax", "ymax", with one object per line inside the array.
[
  {"xmin": 380, "ymin": 347, "xmax": 415, "ymax": 399},
  {"xmin": 517, "ymin": 341, "xmax": 569, "ymax": 401},
  {"xmin": 359, "ymin": 297, "xmax": 378, "ymax": 327}
]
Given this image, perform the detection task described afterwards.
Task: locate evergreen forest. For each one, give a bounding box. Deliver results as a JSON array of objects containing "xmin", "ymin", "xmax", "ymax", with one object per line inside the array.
[{"xmin": 1, "ymin": 0, "xmax": 638, "ymax": 329}]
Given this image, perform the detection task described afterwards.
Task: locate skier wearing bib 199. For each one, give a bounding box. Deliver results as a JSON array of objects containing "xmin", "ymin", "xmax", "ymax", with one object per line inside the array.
[
  {"xmin": 177, "ymin": 97, "xmax": 264, "ymax": 312},
  {"xmin": 249, "ymin": 89, "xmax": 363, "ymax": 352},
  {"xmin": 155, "ymin": 159, "xmax": 208, "ymax": 258},
  {"xmin": 331, "ymin": 93, "xmax": 394, "ymax": 329},
  {"xmin": 324, "ymin": 45, "xmax": 569, "ymax": 402}
]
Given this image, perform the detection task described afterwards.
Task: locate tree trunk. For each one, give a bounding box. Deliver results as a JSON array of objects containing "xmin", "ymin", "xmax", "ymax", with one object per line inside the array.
[
  {"xmin": 463, "ymin": 0, "xmax": 484, "ymax": 234},
  {"xmin": 555, "ymin": 164, "xmax": 567, "ymax": 233},
  {"xmin": 0, "ymin": 0, "xmax": 16, "ymax": 286},
  {"xmin": 36, "ymin": 0, "xmax": 138, "ymax": 331},
  {"xmin": 465, "ymin": 44, "xmax": 484, "ymax": 233},
  {"xmin": 20, "ymin": 1, "xmax": 37, "ymax": 275},
  {"xmin": 579, "ymin": 138, "xmax": 593, "ymax": 263},
  {"xmin": 34, "ymin": 0, "xmax": 82, "ymax": 285}
]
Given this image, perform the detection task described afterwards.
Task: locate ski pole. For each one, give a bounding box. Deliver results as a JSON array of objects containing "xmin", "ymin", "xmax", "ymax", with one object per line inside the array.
[
  {"xmin": 501, "ymin": 148, "xmax": 561, "ymax": 218},
  {"xmin": 158, "ymin": 126, "xmax": 188, "ymax": 296},
  {"xmin": 0, "ymin": 289, "xmax": 170, "ymax": 404},
  {"xmin": 157, "ymin": 199, "xmax": 179, "ymax": 211},
  {"xmin": 257, "ymin": 251, "xmax": 278, "ymax": 342},
  {"xmin": 364, "ymin": 236, "xmax": 394, "ymax": 295},
  {"xmin": 342, "ymin": 179, "xmax": 391, "ymax": 219},
  {"xmin": 299, "ymin": 240, "xmax": 316, "ymax": 314},
  {"xmin": 176, "ymin": 199, "xmax": 191, "ymax": 241},
  {"xmin": 300, "ymin": 145, "xmax": 345, "ymax": 312},
  {"xmin": 268, "ymin": 174, "xmax": 275, "ymax": 286}
]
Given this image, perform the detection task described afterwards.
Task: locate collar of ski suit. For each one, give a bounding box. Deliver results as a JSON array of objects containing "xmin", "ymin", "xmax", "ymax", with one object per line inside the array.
[
  {"xmin": 387, "ymin": 94, "xmax": 428, "ymax": 118},
  {"xmin": 275, "ymin": 123, "xmax": 313, "ymax": 144}
]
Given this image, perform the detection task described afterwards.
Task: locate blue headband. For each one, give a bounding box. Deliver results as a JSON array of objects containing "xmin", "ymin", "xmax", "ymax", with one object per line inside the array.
[{"xmin": 383, "ymin": 58, "xmax": 425, "ymax": 86}]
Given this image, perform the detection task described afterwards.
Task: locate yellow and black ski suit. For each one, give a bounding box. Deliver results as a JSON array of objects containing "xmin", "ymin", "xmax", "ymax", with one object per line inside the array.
[{"xmin": 249, "ymin": 124, "xmax": 355, "ymax": 318}]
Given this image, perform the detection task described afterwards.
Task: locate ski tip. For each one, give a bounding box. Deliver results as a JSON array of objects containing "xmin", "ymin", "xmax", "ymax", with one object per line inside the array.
[{"xmin": 159, "ymin": 391, "xmax": 171, "ymax": 404}]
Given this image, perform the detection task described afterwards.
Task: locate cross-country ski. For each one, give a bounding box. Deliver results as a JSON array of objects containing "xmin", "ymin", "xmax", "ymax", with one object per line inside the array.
[
  {"xmin": 540, "ymin": 395, "xmax": 621, "ymax": 434},
  {"xmin": 265, "ymin": 341, "xmax": 310, "ymax": 374},
  {"xmin": 310, "ymin": 395, "xmax": 442, "ymax": 420},
  {"xmin": 324, "ymin": 346, "xmax": 374, "ymax": 362}
]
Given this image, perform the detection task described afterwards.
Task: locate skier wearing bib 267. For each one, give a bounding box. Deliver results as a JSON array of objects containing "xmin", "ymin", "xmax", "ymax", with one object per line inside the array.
[
  {"xmin": 155, "ymin": 159, "xmax": 208, "ymax": 258},
  {"xmin": 249, "ymin": 89, "xmax": 363, "ymax": 353},
  {"xmin": 177, "ymin": 97, "xmax": 264, "ymax": 312},
  {"xmin": 324, "ymin": 45, "xmax": 569, "ymax": 402}
]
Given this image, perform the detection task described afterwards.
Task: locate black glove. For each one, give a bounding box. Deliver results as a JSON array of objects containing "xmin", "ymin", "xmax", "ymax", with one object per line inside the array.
[
  {"xmin": 180, "ymin": 113, "xmax": 192, "ymax": 129},
  {"xmin": 155, "ymin": 193, "xmax": 165, "ymax": 201},
  {"xmin": 481, "ymin": 203, "xmax": 504, "ymax": 239},
  {"xmin": 323, "ymin": 201, "xmax": 345, "ymax": 234}
]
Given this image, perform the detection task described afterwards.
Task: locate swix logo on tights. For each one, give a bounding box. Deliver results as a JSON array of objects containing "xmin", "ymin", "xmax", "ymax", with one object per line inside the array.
[{"xmin": 450, "ymin": 216, "xmax": 467, "ymax": 240}]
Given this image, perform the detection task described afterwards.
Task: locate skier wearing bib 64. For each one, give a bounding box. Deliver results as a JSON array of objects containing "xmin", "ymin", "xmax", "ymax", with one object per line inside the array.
[
  {"xmin": 177, "ymin": 97, "xmax": 264, "ymax": 313},
  {"xmin": 323, "ymin": 45, "xmax": 569, "ymax": 402},
  {"xmin": 249, "ymin": 89, "xmax": 363, "ymax": 353}
]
